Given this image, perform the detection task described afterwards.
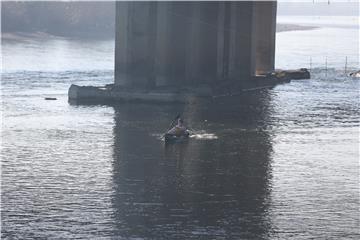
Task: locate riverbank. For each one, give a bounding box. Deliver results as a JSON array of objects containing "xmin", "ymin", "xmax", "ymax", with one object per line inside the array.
[
  {"xmin": 276, "ymin": 23, "xmax": 318, "ymax": 32},
  {"xmin": 1, "ymin": 23, "xmax": 318, "ymax": 42}
]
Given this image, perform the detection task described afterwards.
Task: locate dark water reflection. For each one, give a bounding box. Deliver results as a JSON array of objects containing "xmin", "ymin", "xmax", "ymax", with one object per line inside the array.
[
  {"xmin": 2, "ymin": 71, "xmax": 359, "ymax": 238},
  {"xmin": 2, "ymin": 25, "xmax": 359, "ymax": 238},
  {"xmin": 111, "ymin": 92, "xmax": 274, "ymax": 239}
]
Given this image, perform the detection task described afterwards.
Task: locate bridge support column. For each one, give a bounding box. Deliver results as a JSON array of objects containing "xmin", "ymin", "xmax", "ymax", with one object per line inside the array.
[
  {"xmin": 114, "ymin": 1, "xmax": 130, "ymax": 86},
  {"xmin": 216, "ymin": 2, "xmax": 226, "ymax": 80},
  {"xmin": 254, "ymin": 1, "xmax": 277, "ymax": 75},
  {"xmin": 154, "ymin": 2, "xmax": 171, "ymax": 87},
  {"xmin": 228, "ymin": 2, "xmax": 257, "ymax": 83},
  {"xmin": 114, "ymin": 2, "xmax": 158, "ymax": 88},
  {"xmin": 114, "ymin": 1, "xmax": 278, "ymax": 90},
  {"xmin": 185, "ymin": 3, "xmax": 201, "ymax": 86}
]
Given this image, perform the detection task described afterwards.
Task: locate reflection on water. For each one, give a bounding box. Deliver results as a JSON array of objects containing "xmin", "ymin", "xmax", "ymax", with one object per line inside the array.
[
  {"xmin": 1, "ymin": 20, "xmax": 359, "ymax": 239},
  {"xmin": 110, "ymin": 94, "xmax": 274, "ymax": 239},
  {"xmin": 2, "ymin": 69, "xmax": 359, "ymax": 238}
]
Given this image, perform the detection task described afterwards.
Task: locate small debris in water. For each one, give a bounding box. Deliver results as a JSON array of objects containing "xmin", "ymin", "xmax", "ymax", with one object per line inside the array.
[{"xmin": 349, "ymin": 70, "xmax": 360, "ymax": 78}]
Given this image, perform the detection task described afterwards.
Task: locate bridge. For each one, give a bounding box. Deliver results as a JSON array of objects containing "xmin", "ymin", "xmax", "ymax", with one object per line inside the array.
[
  {"xmin": 69, "ymin": 1, "xmax": 293, "ymax": 103},
  {"xmin": 115, "ymin": 1, "xmax": 276, "ymax": 88}
]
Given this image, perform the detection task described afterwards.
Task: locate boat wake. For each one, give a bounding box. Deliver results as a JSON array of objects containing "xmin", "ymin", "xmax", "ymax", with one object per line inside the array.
[
  {"xmin": 190, "ymin": 131, "xmax": 218, "ymax": 140},
  {"xmin": 152, "ymin": 131, "xmax": 218, "ymax": 141}
]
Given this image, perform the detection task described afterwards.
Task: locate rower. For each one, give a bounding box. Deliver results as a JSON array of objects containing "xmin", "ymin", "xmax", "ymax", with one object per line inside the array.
[{"xmin": 167, "ymin": 118, "xmax": 187, "ymax": 136}]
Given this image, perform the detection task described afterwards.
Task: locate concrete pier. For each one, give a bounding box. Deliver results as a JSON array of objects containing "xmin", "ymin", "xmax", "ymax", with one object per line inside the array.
[
  {"xmin": 69, "ymin": 1, "xmax": 310, "ymax": 103},
  {"xmin": 114, "ymin": 1, "xmax": 278, "ymax": 89},
  {"xmin": 254, "ymin": 1, "xmax": 277, "ymax": 75}
]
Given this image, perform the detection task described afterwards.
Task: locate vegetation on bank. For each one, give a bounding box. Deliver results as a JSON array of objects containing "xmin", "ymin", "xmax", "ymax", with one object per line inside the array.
[{"xmin": 2, "ymin": 2, "xmax": 115, "ymax": 38}]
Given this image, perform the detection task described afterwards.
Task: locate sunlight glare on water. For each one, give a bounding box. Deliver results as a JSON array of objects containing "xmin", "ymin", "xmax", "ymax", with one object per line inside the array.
[{"xmin": 1, "ymin": 16, "xmax": 359, "ymax": 239}]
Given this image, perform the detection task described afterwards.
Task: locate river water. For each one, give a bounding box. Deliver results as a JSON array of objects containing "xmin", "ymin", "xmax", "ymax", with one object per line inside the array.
[{"xmin": 1, "ymin": 17, "xmax": 359, "ymax": 239}]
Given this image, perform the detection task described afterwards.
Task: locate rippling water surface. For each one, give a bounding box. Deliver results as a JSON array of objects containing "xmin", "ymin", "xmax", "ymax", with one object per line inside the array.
[{"xmin": 1, "ymin": 18, "xmax": 359, "ymax": 239}]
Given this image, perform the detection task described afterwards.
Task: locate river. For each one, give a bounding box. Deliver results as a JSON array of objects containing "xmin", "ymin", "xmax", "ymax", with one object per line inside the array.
[{"xmin": 1, "ymin": 16, "xmax": 359, "ymax": 239}]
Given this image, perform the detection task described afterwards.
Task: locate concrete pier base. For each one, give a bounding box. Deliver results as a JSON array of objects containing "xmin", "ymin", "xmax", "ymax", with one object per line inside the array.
[
  {"xmin": 68, "ymin": 69, "xmax": 310, "ymax": 104},
  {"xmin": 68, "ymin": 84, "xmax": 212, "ymax": 104}
]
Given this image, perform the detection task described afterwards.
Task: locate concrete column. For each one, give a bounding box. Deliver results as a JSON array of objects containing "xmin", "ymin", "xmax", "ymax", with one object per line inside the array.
[
  {"xmin": 185, "ymin": 3, "xmax": 201, "ymax": 85},
  {"xmin": 146, "ymin": 2, "xmax": 158, "ymax": 88},
  {"xmin": 227, "ymin": 2, "xmax": 238, "ymax": 80},
  {"xmin": 168, "ymin": 2, "xmax": 188, "ymax": 86},
  {"xmin": 129, "ymin": 2, "xmax": 155, "ymax": 88},
  {"xmin": 216, "ymin": 2, "xmax": 225, "ymax": 80},
  {"xmin": 154, "ymin": 2, "xmax": 171, "ymax": 87},
  {"xmin": 114, "ymin": 1, "xmax": 277, "ymax": 90},
  {"xmin": 254, "ymin": 1, "xmax": 277, "ymax": 75},
  {"xmin": 196, "ymin": 2, "xmax": 219, "ymax": 84},
  {"xmin": 114, "ymin": 2, "xmax": 157, "ymax": 88},
  {"xmin": 228, "ymin": 2, "xmax": 257, "ymax": 82},
  {"xmin": 114, "ymin": 1, "xmax": 130, "ymax": 86}
]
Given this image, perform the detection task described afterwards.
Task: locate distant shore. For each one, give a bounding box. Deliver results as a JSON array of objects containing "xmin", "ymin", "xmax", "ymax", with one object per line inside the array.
[
  {"xmin": 1, "ymin": 32, "xmax": 111, "ymax": 41},
  {"xmin": 277, "ymin": 23, "xmax": 319, "ymax": 32},
  {"xmin": 1, "ymin": 23, "xmax": 318, "ymax": 41}
]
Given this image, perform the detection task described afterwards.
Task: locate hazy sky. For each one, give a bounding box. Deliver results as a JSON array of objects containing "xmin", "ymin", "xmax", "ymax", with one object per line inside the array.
[
  {"xmin": 278, "ymin": 1, "xmax": 359, "ymax": 16},
  {"xmin": 278, "ymin": 0, "xmax": 357, "ymax": 2}
]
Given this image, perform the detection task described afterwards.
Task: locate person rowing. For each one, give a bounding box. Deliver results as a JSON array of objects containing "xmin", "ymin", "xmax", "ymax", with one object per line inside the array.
[
  {"xmin": 164, "ymin": 116, "xmax": 190, "ymax": 143},
  {"xmin": 167, "ymin": 118, "xmax": 188, "ymax": 136}
]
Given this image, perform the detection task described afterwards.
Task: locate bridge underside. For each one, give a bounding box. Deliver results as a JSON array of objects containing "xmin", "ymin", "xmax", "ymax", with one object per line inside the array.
[{"xmin": 115, "ymin": 1, "xmax": 277, "ymax": 90}]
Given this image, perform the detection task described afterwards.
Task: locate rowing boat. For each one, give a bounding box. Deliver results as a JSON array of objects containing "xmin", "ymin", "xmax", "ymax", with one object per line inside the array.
[{"xmin": 164, "ymin": 131, "xmax": 190, "ymax": 144}]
